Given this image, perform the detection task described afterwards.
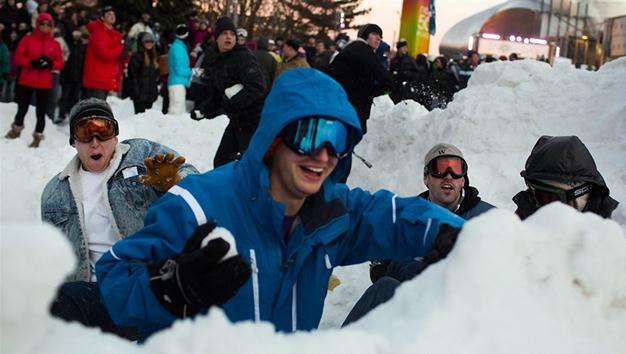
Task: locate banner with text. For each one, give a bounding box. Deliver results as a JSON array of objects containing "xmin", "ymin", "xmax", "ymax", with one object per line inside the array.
[{"xmin": 399, "ymin": 0, "xmax": 431, "ymax": 56}]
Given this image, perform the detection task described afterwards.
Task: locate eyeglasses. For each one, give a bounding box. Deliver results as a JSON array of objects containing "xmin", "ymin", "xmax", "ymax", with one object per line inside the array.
[
  {"xmin": 426, "ymin": 156, "xmax": 467, "ymax": 179},
  {"xmin": 39, "ymin": 22, "xmax": 52, "ymax": 27},
  {"xmin": 281, "ymin": 117, "xmax": 352, "ymax": 158},
  {"xmin": 73, "ymin": 117, "xmax": 117, "ymax": 143},
  {"xmin": 526, "ymin": 179, "xmax": 593, "ymax": 206}
]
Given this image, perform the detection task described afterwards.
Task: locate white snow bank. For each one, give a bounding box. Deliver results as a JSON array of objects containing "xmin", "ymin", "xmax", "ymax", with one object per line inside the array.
[{"xmin": 349, "ymin": 205, "xmax": 626, "ymax": 354}]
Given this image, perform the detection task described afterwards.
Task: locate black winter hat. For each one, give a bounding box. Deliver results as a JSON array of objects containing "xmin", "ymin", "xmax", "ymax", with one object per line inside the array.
[
  {"xmin": 284, "ymin": 39, "xmax": 301, "ymax": 50},
  {"xmin": 68, "ymin": 98, "xmax": 118, "ymax": 145},
  {"xmin": 396, "ymin": 39, "xmax": 408, "ymax": 50},
  {"xmin": 215, "ymin": 16, "xmax": 236, "ymax": 38},
  {"xmin": 175, "ymin": 24, "xmax": 188, "ymax": 39},
  {"xmin": 100, "ymin": 5, "xmax": 115, "ymax": 16},
  {"xmin": 358, "ymin": 23, "xmax": 383, "ymax": 40}
]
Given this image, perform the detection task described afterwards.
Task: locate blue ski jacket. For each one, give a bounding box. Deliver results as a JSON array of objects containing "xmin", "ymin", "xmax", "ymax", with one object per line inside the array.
[
  {"xmin": 97, "ymin": 68, "xmax": 464, "ymax": 334},
  {"xmin": 167, "ymin": 38, "xmax": 191, "ymax": 87}
]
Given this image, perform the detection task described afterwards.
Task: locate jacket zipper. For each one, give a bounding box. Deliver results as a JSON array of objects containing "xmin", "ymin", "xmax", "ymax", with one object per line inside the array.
[{"xmin": 249, "ymin": 249, "xmax": 260, "ymax": 322}]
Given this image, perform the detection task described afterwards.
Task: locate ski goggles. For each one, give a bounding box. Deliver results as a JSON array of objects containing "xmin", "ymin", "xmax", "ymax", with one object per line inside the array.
[
  {"xmin": 425, "ymin": 156, "xmax": 467, "ymax": 179},
  {"xmin": 526, "ymin": 179, "xmax": 593, "ymax": 205},
  {"xmin": 73, "ymin": 117, "xmax": 117, "ymax": 143},
  {"xmin": 281, "ymin": 117, "xmax": 352, "ymax": 158}
]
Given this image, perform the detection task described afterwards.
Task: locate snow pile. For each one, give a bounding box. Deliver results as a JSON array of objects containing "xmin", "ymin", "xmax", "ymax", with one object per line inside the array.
[
  {"xmin": 350, "ymin": 205, "xmax": 626, "ymax": 353},
  {"xmin": 1, "ymin": 57, "xmax": 626, "ymax": 353}
]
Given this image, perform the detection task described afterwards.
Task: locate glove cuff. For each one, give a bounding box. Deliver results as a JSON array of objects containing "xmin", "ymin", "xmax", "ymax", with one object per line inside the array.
[{"xmin": 149, "ymin": 259, "xmax": 202, "ymax": 318}]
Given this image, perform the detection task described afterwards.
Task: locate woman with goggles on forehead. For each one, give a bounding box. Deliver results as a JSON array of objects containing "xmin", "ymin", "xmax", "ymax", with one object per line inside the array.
[
  {"xmin": 513, "ymin": 135, "xmax": 619, "ymax": 220},
  {"xmin": 41, "ymin": 98, "xmax": 198, "ymax": 340},
  {"xmin": 97, "ymin": 68, "xmax": 464, "ymax": 338}
]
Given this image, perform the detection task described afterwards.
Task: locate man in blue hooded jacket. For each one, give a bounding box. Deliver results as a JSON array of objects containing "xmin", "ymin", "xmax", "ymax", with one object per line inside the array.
[{"xmin": 96, "ymin": 68, "xmax": 464, "ymax": 336}]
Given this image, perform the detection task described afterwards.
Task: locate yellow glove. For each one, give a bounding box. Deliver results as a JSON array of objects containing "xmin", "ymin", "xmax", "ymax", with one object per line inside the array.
[
  {"xmin": 328, "ymin": 274, "xmax": 341, "ymax": 292},
  {"xmin": 138, "ymin": 152, "xmax": 186, "ymax": 192}
]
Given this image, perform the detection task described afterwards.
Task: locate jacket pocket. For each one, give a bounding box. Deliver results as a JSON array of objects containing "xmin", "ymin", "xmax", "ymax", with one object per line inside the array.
[{"xmin": 42, "ymin": 208, "xmax": 72, "ymax": 227}]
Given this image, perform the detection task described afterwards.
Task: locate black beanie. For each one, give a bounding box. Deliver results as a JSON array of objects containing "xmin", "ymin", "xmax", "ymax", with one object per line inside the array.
[
  {"xmin": 175, "ymin": 24, "xmax": 188, "ymax": 39},
  {"xmin": 215, "ymin": 16, "xmax": 236, "ymax": 38},
  {"xmin": 101, "ymin": 5, "xmax": 115, "ymax": 17},
  {"xmin": 396, "ymin": 39, "xmax": 408, "ymax": 50},
  {"xmin": 358, "ymin": 23, "xmax": 383, "ymax": 40},
  {"xmin": 68, "ymin": 98, "xmax": 118, "ymax": 145},
  {"xmin": 285, "ymin": 39, "xmax": 301, "ymax": 50}
]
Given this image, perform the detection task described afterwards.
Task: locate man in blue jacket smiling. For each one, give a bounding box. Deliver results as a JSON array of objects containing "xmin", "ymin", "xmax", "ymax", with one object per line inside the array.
[{"xmin": 96, "ymin": 68, "xmax": 464, "ymax": 336}]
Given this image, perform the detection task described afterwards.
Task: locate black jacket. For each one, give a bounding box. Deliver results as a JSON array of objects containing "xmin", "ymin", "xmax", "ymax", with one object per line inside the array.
[
  {"xmin": 513, "ymin": 135, "xmax": 619, "ymax": 219},
  {"xmin": 127, "ymin": 52, "xmax": 160, "ymax": 104},
  {"xmin": 60, "ymin": 39, "xmax": 85, "ymax": 84},
  {"xmin": 390, "ymin": 53, "xmax": 419, "ymax": 85},
  {"xmin": 327, "ymin": 39, "xmax": 393, "ymax": 134},
  {"xmin": 199, "ymin": 43, "xmax": 267, "ymax": 131},
  {"xmin": 252, "ymin": 49, "xmax": 277, "ymax": 90}
]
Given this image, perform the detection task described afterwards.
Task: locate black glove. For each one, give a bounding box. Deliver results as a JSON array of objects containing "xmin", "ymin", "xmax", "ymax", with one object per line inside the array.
[
  {"xmin": 190, "ymin": 109, "xmax": 205, "ymax": 121},
  {"xmin": 31, "ymin": 59, "xmax": 42, "ymax": 68},
  {"xmin": 421, "ymin": 224, "xmax": 461, "ymax": 268},
  {"xmin": 39, "ymin": 55, "xmax": 52, "ymax": 68},
  {"xmin": 150, "ymin": 222, "xmax": 251, "ymax": 318}
]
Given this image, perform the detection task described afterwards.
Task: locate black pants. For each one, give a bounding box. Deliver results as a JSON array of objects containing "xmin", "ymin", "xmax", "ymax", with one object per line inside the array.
[
  {"xmin": 59, "ymin": 81, "xmax": 82, "ymax": 119},
  {"xmin": 46, "ymin": 73, "xmax": 60, "ymax": 120},
  {"xmin": 82, "ymin": 87, "xmax": 108, "ymax": 100},
  {"xmin": 13, "ymin": 85, "xmax": 50, "ymax": 133},
  {"xmin": 132, "ymin": 100, "xmax": 154, "ymax": 114},
  {"xmin": 213, "ymin": 123, "xmax": 255, "ymax": 168},
  {"xmin": 342, "ymin": 276, "xmax": 401, "ymax": 327},
  {"xmin": 160, "ymin": 82, "xmax": 169, "ymax": 114},
  {"xmin": 50, "ymin": 281, "xmax": 139, "ymax": 341}
]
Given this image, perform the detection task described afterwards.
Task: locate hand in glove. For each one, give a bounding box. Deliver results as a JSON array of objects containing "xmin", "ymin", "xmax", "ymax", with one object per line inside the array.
[
  {"xmin": 138, "ymin": 152, "xmax": 186, "ymax": 192},
  {"xmin": 190, "ymin": 109, "xmax": 205, "ymax": 121},
  {"xmin": 190, "ymin": 108, "xmax": 224, "ymax": 121},
  {"xmin": 31, "ymin": 59, "xmax": 42, "ymax": 68},
  {"xmin": 422, "ymin": 224, "xmax": 461, "ymax": 268},
  {"xmin": 150, "ymin": 222, "xmax": 251, "ymax": 318},
  {"xmin": 38, "ymin": 55, "xmax": 53, "ymax": 68}
]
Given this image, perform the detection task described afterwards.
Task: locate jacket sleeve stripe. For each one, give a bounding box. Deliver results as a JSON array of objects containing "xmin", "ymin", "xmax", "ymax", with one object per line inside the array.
[
  {"xmin": 392, "ymin": 194, "xmax": 398, "ymax": 224},
  {"xmin": 423, "ymin": 218, "xmax": 432, "ymax": 247},
  {"xmin": 109, "ymin": 246, "xmax": 122, "ymax": 260},
  {"xmin": 168, "ymin": 185, "xmax": 207, "ymax": 226}
]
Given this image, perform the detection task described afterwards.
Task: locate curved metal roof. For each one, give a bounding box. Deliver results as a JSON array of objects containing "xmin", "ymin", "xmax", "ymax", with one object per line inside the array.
[{"xmin": 440, "ymin": 0, "xmax": 626, "ymax": 57}]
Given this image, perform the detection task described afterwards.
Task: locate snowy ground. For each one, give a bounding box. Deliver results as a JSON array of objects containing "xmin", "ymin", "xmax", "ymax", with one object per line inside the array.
[{"xmin": 2, "ymin": 58, "xmax": 626, "ymax": 353}]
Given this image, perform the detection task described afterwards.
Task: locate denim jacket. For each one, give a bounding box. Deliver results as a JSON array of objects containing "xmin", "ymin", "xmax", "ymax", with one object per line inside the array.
[{"xmin": 41, "ymin": 138, "xmax": 198, "ymax": 282}]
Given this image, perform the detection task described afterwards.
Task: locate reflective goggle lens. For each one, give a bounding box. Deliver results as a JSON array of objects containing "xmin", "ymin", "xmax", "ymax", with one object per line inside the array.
[
  {"xmin": 526, "ymin": 180, "xmax": 593, "ymax": 206},
  {"xmin": 73, "ymin": 117, "xmax": 116, "ymax": 143},
  {"xmin": 428, "ymin": 157, "xmax": 467, "ymax": 179},
  {"xmin": 281, "ymin": 117, "xmax": 350, "ymax": 158}
]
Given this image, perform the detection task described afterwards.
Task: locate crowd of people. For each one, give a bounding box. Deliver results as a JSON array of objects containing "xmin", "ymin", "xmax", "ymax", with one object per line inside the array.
[{"xmin": 1, "ymin": 0, "xmax": 620, "ymax": 345}]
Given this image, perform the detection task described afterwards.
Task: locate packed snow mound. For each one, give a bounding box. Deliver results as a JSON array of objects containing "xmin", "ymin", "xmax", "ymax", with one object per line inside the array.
[
  {"xmin": 1, "ymin": 224, "xmax": 140, "ymax": 354},
  {"xmin": 351, "ymin": 58, "xmax": 626, "ymax": 225},
  {"xmin": 348, "ymin": 204, "xmax": 626, "ymax": 354}
]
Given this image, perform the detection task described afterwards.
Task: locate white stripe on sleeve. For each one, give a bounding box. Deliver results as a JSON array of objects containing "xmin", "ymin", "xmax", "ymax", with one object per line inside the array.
[{"xmin": 168, "ymin": 185, "xmax": 207, "ymax": 226}]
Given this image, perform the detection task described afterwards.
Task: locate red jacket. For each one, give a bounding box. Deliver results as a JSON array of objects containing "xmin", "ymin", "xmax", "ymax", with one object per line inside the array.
[
  {"xmin": 83, "ymin": 19, "xmax": 124, "ymax": 91},
  {"xmin": 15, "ymin": 13, "xmax": 63, "ymax": 89}
]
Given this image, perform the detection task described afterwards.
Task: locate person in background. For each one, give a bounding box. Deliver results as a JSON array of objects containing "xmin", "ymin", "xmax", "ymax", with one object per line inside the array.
[
  {"xmin": 4, "ymin": 13, "xmax": 63, "ymax": 148},
  {"xmin": 327, "ymin": 23, "xmax": 393, "ymax": 135},
  {"xmin": 167, "ymin": 24, "xmax": 192, "ymax": 115},
  {"xmin": 267, "ymin": 38, "xmax": 281, "ymax": 62},
  {"xmin": 96, "ymin": 68, "xmax": 464, "ymax": 338},
  {"xmin": 236, "ymin": 27, "xmax": 247, "ymax": 46},
  {"xmin": 57, "ymin": 29, "xmax": 85, "ymax": 123},
  {"xmin": 253, "ymin": 36, "xmax": 277, "ymax": 89},
  {"xmin": 0, "ymin": 27, "xmax": 18, "ymax": 103},
  {"xmin": 127, "ymin": 32, "xmax": 160, "ymax": 114},
  {"xmin": 389, "ymin": 39, "xmax": 419, "ymax": 104},
  {"xmin": 310, "ymin": 39, "xmax": 330, "ymax": 71},
  {"xmin": 127, "ymin": 12, "xmax": 153, "ymax": 41},
  {"xmin": 46, "ymin": 23, "xmax": 69, "ymax": 122},
  {"xmin": 274, "ymin": 39, "xmax": 309, "ymax": 79},
  {"xmin": 81, "ymin": 5, "xmax": 124, "ymax": 100},
  {"xmin": 457, "ymin": 50, "xmax": 481, "ymax": 89},
  {"xmin": 303, "ymin": 35, "xmax": 315, "ymax": 64},
  {"xmin": 191, "ymin": 16, "xmax": 266, "ymax": 168},
  {"xmin": 344, "ymin": 143, "xmax": 494, "ymax": 326},
  {"xmin": 513, "ymin": 135, "xmax": 619, "ymax": 220},
  {"xmin": 43, "ymin": 98, "xmax": 198, "ymax": 340},
  {"xmin": 0, "ymin": 25, "xmax": 9, "ymax": 92}
]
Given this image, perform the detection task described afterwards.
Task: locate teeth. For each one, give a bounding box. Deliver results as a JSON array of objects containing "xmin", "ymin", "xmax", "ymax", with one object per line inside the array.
[{"xmin": 306, "ymin": 167, "xmax": 323, "ymax": 173}]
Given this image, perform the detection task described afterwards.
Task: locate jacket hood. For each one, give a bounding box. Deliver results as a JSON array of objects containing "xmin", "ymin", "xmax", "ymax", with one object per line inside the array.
[
  {"xmin": 520, "ymin": 135, "xmax": 610, "ymax": 196},
  {"xmin": 34, "ymin": 13, "xmax": 54, "ymax": 37},
  {"xmin": 240, "ymin": 67, "xmax": 362, "ymax": 192}
]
